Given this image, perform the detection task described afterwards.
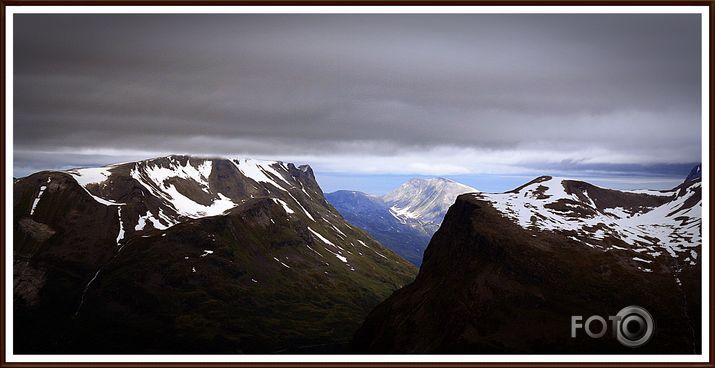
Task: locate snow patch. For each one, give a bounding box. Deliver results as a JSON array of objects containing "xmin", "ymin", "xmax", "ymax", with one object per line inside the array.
[
  {"xmin": 231, "ymin": 158, "xmax": 289, "ymax": 192},
  {"xmin": 69, "ymin": 168, "xmax": 126, "ymax": 206},
  {"xmin": 30, "ymin": 179, "xmax": 50, "ymax": 215},
  {"xmin": 273, "ymin": 257, "xmax": 291, "ymax": 268},
  {"xmin": 115, "ymin": 207, "xmax": 125, "ymax": 246},
  {"xmin": 135, "ymin": 210, "xmax": 172, "ymax": 231},
  {"xmin": 130, "ymin": 160, "xmax": 237, "ymax": 218},
  {"xmin": 308, "ymin": 227, "xmax": 348, "ymax": 263},
  {"xmin": 272, "ymin": 198, "xmax": 295, "ymax": 214},
  {"xmin": 308, "ymin": 227, "xmax": 336, "ymax": 247},
  {"xmin": 70, "ymin": 167, "xmax": 113, "ymax": 187},
  {"xmin": 357, "ymin": 239, "xmax": 388, "ymax": 259},
  {"xmin": 306, "ymin": 244, "xmax": 325, "ymax": 258},
  {"xmin": 479, "ymin": 176, "xmax": 701, "ymax": 265},
  {"xmin": 286, "ymin": 191, "xmax": 315, "ymax": 221}
]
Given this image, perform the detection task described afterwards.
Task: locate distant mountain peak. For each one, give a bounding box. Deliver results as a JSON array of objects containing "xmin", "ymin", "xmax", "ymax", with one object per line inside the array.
[
  {"xmin": 382, "ymin": 177, "xmax": 478, "ymax": 233},
  {"xmin": 394, "ymin": 176, "xmax": 475, "ymax": 190},
  {"xmin": 425, "ymin": 177, "xmax": 451, "ymax": 183},
  {"xmin": 684, "ymin": 163, "xmax": 702, "ymax": 183},
  {"xmin": 354, "ymin": 174, "xmax": 703, "ymax": 353},
  {"xmin": 326, "ymin": 177, "xmax": 478, "ymax": 265}
]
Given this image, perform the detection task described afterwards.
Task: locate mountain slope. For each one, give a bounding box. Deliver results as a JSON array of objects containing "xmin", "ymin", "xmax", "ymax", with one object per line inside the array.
[
  {"xmin": 685, "ymin": 164, "xmax": 702, "ymax": 183},
  {"xmin": 326, "ymin": 178, "xmax": 477, "ymax": 265},
  {"xmin": 13, "ymin": 155, "xmax": 417, "ymax": 353},
  {"xmin": 382, "ymin": 177, "xmax": 478, "ymax": 234},
  {"xmin": 326, "ymin": 191, "xmax": 431, "ymax": 266},
  {"xmin": 482, "ymin": 175, "xmax": 701, "ymax": 271},
  {"xmin": 353, "ymin": 174, "xmax": 702, "ymax": 353}
]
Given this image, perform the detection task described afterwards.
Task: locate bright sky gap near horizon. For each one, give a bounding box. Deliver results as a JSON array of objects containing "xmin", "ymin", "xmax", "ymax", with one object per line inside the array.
[{"xmin": 13, "ymin": 14, "xmax": 701, "ymax": 195}]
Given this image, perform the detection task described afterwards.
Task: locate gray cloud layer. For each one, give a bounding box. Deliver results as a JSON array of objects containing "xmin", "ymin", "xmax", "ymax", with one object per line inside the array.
[{"xmin": 13, "ymin": 13, "xmax": 702, "ymax": 176}]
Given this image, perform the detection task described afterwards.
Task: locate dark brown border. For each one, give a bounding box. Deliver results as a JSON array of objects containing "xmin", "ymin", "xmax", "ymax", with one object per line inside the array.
[{"xmin": 0, "ymin": 2, "xmax": 712, "ymax": 367}]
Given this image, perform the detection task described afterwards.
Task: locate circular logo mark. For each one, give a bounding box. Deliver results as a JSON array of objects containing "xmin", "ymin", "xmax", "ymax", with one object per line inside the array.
[{"xmin": 615, "ymin": 306, "xmax": 654, "ymax": 348}]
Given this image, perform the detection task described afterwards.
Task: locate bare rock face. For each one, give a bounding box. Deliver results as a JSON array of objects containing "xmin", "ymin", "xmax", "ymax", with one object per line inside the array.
[{"xmin": 353, "ymin": 174, "xmax": 701, "ymax": 354}]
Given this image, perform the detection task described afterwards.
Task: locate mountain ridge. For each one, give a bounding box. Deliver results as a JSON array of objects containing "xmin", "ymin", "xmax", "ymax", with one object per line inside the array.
[
  {"xmin": 381, "ymin": 177, "xmax": 478, "ymax": 234},
  {"xmin": 326, "ymin": 190, "xmax": 431, "ymax": 265},
  {"xmin": 353, "ymin": 168, "xmax": 702, "ymax": 353},
  {"xmin": 327, "ymin": 177, "xmax": 477, "ymax": 265},
  {"xmin": 14, "ymin": 154, "xmax": 417, "ymax": 353}
]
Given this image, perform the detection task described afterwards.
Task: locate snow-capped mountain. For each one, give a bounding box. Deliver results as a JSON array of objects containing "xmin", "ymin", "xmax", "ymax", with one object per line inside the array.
[
  {"xmin": 62, "ymin": 156, "xmax": 323, "ymax": 227},
  {"xmin": 477, "ymin": 175, "xmax": 701, "ymax": 273},
  {"xmin": 354, "ymin": 169, "xmax": 702, "ymax": 354},
  {"xmin": 685, "ymin": 163, "xmax": 702, "ymax": 183},
  {"xmin": 13, "ymin": 155, "xmax": 416, "ymax": 353},
  {"xmin": 326, "ymin": 191, "xmax": 431, "ymax": 265},
  {"xmin": 327, "ymin": 178, "xmax": 478, "ymax": 265},
  {"xmin": 382, "ymin": 178, "xmax": 478, "ymax": 234}
]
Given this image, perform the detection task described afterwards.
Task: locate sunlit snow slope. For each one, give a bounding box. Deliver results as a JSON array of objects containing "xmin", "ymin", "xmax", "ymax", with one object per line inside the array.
[{"xmin": 476, "ymin": 175, "xmax": 702, "ymax": 273}]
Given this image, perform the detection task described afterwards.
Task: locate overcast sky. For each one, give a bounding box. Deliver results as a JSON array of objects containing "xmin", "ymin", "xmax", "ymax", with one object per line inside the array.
[{"xmin": 13, "ymin": 13, "xmax": 702, "ymax": 193}]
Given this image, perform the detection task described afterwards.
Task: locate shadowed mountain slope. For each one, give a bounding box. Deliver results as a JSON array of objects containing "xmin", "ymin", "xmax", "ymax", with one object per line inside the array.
[{"xmin": 14, "ymin": 155, "xmax": 416, "ymax": 353}]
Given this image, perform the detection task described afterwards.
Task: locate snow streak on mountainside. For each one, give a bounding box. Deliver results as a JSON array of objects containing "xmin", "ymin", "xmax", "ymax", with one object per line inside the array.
[
  {"xmin": 476, "ymin": 175, "xmax": 702, "ymax": 272},
  {"xmin": 326, "ymin": 190, "xmax": 431, "ymax": 265},
  {"xmin": 13, "ymin": 155, "xmax": 416, "ymax": 353},
  {"xmin": 353, "ymin": 167, "xmax": 703, "ymax": 354},
  {"xmin": 382, "ymin": 178, "xmax": 478, "ymax": 234},
  {"xmin": 40, "ymin": 156, "xmax": 412, "ymax": 273},
  {"xmin": 327, "ymin": 178, "xmax": 478, "ymax": 265},
  {"xmin": 685, "ymin": 164, "xmax": 702, "ymax": 183}
]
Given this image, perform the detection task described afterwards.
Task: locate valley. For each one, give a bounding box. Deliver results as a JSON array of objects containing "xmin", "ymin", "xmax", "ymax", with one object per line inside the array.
[{"xmin": 12, "ymin": 156, "xmax": 702, "ymax": 354}]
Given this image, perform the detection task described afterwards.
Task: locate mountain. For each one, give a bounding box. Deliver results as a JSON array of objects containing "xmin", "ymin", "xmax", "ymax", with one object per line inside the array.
[
  {"xmin": 326, "ymin": 178, "xmax": 477, "ymax": 265},
  {"xmin": 325, "ymin": 191, "xmax": 431, "ymax": 266},
  {"xmin": 382, "ymin": 178, "xmax": 478, "ymax": 234},
  {"xmin": 13, "ymin": 155, "xmax": 417, "ymax": 353},
  {"xmin": 353, "ymin": 172, "xmax": 702, "ymax": 353},
  {"xmin": 685, "ymin": 163, "xmax": 702, "ymax": 183}
]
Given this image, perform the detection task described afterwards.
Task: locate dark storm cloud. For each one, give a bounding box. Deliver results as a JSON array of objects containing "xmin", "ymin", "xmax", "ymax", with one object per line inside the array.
[{"xmin": 13, "ymin": 13, "xmax": 702, "ymax": 176}]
